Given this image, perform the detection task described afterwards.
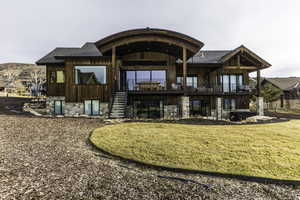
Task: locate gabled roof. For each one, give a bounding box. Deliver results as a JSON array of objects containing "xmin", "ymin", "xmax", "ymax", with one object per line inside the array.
[
  {"xmin": 187, "ymin": 50, "xmax": 231, "ymax": 64},
  {"xmin": 263, "ymin": 77, "xmax": 300, "ymax": 91},
  {"xmin": 36, "ymin": 43, "xmax": 102, "ymax": 65},
  {"xmin": 187, "ymin": 45, "xmax": 271, "ymax": 68},
  {"xmin": 220, "ymin": 45, "xmax": 271, "ymax": 68}
]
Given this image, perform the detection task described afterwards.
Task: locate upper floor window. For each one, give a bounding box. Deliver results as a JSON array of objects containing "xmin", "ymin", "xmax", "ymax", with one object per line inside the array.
[
  {"xmin": 219, "ymin": 74, "xmax": 243, "ymax": 92},
  {"xmin": 50, "ymin": 71, "xmax": 65, "ymax": 84},
  {"xmin": 75, "ymin": 66, "xmax": 107, "ymax": 85},
  {"xmin": 176, "ymin": 76, "xmax": 198, "ymax": 88}
]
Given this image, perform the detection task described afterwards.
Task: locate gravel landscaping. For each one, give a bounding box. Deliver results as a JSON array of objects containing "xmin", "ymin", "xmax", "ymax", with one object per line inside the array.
[{"xmin": 0, "ymin": 98, "xmax": 300, "ymax": 199}]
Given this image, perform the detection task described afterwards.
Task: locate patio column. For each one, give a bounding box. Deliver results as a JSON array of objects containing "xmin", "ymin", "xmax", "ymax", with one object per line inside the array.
[
  {"xmin": 181, "ymin": 96, "xmax": 190, "ymax": 118},
  {"xmin": 256, "ymin": 67, "xmax": 264, "ymax": 116},
  {"xmin": 216, "ymin": 97, "xmax": 222, "ymax": 120},
  {"xmin": 256, "ymin": 68, "xmax": 261, "ymax": 97},
  {"xmin": 182, "ymin": 47, "xmax": 187, "ymax": 92}
]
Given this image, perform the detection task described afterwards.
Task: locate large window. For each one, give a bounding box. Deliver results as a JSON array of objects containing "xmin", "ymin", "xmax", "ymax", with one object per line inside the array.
[
  {"xmin": 190, "ymin": 99, "xmax": 209, "ymax": 116},
  {"xmin": 220, "ymin": 74, "xmax": 243, "ymax": 92},
  {"xmin": 50, "ymin": 71, "xmax": 65, "ymax": 84},
  {"xmin": 125, "ymin": 70, "xmax": 166, "ymax": 90},
  {"xmin": 84, "ymin": 100, "xmax": 100, "ymax": 116},
  {"xmin": 75, "ymin": 66, "xmax": 107, "ymax": 85},
  {"xmin": 54, "ymin": 100, "xmax": 64, "ymax": 115},
  {"xmin": 176, "ymin": 76, "xmax": 198, "ymax": 88},
  {"xmin": 223, "ymin": 98, "xmax": 236, "ymax": 110}
]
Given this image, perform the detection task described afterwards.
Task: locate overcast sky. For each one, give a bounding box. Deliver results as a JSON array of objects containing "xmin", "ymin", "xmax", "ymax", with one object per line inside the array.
[{"xmin": 0, "ymin": 0, "xmax": 299, "ymax": 77}]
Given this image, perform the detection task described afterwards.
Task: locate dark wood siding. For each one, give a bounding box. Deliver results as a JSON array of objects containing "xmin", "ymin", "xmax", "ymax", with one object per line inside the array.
[
  {"xmin": 46, "ymin": 64, "xmax": 65, "ymax": 96},
  {"xmin": 65, "ymin": 58, "xmax": 112, "ymax": 103}
]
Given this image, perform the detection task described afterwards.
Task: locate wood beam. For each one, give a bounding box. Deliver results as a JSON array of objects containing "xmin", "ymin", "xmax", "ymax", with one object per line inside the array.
[
  {"xmin": 224, "ymin": 66, "xmax": 257, "ymax": 70},
  {"xmin": 183, "ymin": 47, "xmax": 187, "ymax": 91},
  {"xmin": 112, "ymin": 46, "xmax": 116, "ymax": 92},
  {"xmin": 99, "ymin": 35, "xmax": 199, "ymax": 55}
]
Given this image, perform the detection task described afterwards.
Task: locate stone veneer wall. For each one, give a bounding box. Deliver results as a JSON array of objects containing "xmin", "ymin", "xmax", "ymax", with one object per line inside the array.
[
  {"xmin": 46, "ymin": 96, "xmax": 65, "ymax": 114},
  {"xmin": 180, "ymin": 96, "xmax": 190, "ymax": 119},
  {"xmin": 46, "ymin": 97, "xmax": 109, "ymax": 118},
  {"xmin": 164, "ymin": 105, "xmax": 179, "ymax": 119}
]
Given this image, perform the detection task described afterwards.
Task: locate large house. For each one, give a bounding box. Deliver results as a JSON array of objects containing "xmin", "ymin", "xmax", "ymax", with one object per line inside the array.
[
  {"xmin": 262, "ymin": 77, "xmax": 300, "ymax": 110},
  {"xmin": 36, "ymin": 28, "xmax": 271, "ymax": 119}
]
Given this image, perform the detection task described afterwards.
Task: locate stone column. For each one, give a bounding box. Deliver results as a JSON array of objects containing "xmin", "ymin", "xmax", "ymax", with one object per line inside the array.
[
  {"xmin": 257, "ymin": 97, "xmax": 264, "ymax": 116},
  {"xmin": 216, "ymin": 97, "xmax": 222, "ymax": 120},
  {"xmin": 181, "ymin": 96, "xmax": 190, "ymax": 119}
]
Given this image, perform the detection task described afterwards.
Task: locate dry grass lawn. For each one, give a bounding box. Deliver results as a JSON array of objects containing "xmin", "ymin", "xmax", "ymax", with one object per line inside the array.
[{"xmin": 90, "ymin": 120, "xmax": 300, "ymax": 181}]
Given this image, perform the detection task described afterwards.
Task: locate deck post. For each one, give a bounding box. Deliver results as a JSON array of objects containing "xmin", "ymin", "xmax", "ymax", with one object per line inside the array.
[
  {"xmin": 182, "ymin": 47, "xmax": 187, "ymax": 93},
  {"xmin": 216, "ymin": 97, "xmax": 222, "ymax": 120},
  {"xmin": 180, "ymin": 96, "xmax": 190, "ymax": 119},
  {"xmin": 112, "ymin": 46, "xmax": 117, "ymax": 92},
  {"xmin": 256, "ymin": 67, "xmax": 264, "ymax": 116}
]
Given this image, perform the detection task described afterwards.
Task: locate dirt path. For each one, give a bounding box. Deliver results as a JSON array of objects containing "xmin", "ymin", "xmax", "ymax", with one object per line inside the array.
[{"xmin": 0, "ymin": 100, "xmax": 299, "ymax": 199}]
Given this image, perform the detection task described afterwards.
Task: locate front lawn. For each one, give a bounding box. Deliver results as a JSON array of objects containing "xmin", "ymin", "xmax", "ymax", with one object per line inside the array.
[{"xmin": 90, "ymin": 120, "xmax": 300, "ymax": 181}]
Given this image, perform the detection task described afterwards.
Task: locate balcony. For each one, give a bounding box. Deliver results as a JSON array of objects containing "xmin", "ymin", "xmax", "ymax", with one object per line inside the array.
[{"xmin": 124, "ymin": 79, "xmax": 254, "ymax": 95}]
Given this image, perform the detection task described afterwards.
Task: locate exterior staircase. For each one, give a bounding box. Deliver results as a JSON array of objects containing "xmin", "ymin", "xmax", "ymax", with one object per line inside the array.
[{"xmin": 109, "ymin": 92, "xmax": 127, "ymax": 119}]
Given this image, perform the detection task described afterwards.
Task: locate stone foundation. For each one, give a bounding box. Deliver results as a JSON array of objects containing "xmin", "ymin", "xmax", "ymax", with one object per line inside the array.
[
  {"xmin": 46, "ymin": 97, "xmax": 109, "ymax": 118},
  {"xmin": 64, "ymin": 102, "xmax": 84, "ymax": 117},
  {"xmin": 164, "ymin": 105, "xmax": 179, "ymax": 119},
  {"xmin": 257, "ymin": 97, "xmax": 264, "ymax": 116},
  {"xmin": 180, "ymin": 96, "xmax": 190, "ymax": 119},
  {"xmin": 46, "ymin": 96, "xmax": 65, "ymax": 114},
  {"xmin": 216, "ymin": 97, "xmax": 222, "ymax": 120}
]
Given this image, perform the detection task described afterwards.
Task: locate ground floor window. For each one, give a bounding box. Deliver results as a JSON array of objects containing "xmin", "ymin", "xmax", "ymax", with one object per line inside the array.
[
  {"xmin": 135, "ymin": 100, "xmax": 163, "ymax": 118},
  {"xmin": 223, "ymin": 98, "xmax": 236, "ymax": 110},
  {"xmin": 54, "ymin": 100, "xmax": 64, "ymax": 115},
  {"xmin": 190, "ymin": 99, "xmax": 210, "ymax": 116},
  {"xmin": 84, "ymin": 100, "xmax": 100, "ymax": 116}
]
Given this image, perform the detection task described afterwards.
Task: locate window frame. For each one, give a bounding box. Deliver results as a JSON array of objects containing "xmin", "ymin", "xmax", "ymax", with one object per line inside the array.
[
  {"xmin": 176, "ymin": 75, "xmax": 198, "ymax": 88},
  {"xmin": 54, "ymin": 100, "xmax": 64, "ymax": 115},
  {"xmin": 84, "ymin": 99, "xmax": 101, "ymax": 116},
  {"xmin": 74, "ymin": 65, "xmax": 108, "ymax": 85},
  {"xmin": 50, "ymin": 70, "xmax": 65, "ymax": 84},
  {"xmin": 220, "ymin": 74, "xmax": 244, "ymax": 92},
  {"xmin": 223, "ymin": 98, "xmax": 236, "ymax": 110}
]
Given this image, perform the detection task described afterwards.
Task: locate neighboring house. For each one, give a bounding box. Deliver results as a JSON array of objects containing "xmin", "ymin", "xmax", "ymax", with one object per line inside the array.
[
  {"xmin": 36, "ymin": 28, "xmax": 271, "ymax": 118},
  {"xmin": 262, "ymin": 77, "xmax": 300, "ymax": 110}
]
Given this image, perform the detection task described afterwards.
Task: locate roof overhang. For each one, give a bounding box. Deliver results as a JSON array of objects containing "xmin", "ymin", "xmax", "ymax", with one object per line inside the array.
[
  {"xmin": 95, "ymin": 28, "xmax": 204, "ymax": 59},
  {"xmin": 220, "ymin": 45, "xmax": 271, "ymax": 69}
]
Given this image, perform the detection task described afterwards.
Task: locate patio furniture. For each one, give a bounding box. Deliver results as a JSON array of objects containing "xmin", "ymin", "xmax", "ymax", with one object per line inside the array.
[{"xmin": 136, "ymin": 81, "xmax": 163, "ymax": 91}]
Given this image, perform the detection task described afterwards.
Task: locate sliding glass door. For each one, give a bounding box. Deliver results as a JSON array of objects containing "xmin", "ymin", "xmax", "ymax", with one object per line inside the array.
[
  {"xmin": 220, "ymin": 74, "xmax": 243, "ymax": 92},
  {"xmin": 124, "ymin": 70, "xmax": 166, "ymax": 91}
]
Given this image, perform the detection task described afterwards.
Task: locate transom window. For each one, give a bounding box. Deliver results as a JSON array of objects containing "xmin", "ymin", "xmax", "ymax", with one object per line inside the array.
[
  {"xmin": 84, "ymin": 100, "xmax": 100, "ymax": 116},
  {"xmin": 75, "ymin": 66, "xmax": 107, "ymax": 85}
]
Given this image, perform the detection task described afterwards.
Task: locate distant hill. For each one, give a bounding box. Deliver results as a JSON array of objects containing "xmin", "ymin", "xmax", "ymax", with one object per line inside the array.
[
  {"xmin": 0, "ymin": 63, "xmax": 45, "ymax": 79},
  {"xmin": 0, "ymin": 63, "xmax": 45, "ymax": 72}
]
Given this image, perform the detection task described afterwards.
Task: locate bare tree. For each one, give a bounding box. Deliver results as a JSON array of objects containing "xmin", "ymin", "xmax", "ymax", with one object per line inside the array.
[
  {"xmin": 4, "ymin": 69, "xmax": 20, "ymax": 85},
  {"xmin": 29, "ymin": 69, "xmax": 46, "ymax": 97}
]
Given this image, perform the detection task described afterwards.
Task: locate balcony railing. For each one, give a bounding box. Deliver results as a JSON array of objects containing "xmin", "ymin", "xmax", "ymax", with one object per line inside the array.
[{"xmin": 124, "ymin": 79, "xmax": 253, "ymax": 94}]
